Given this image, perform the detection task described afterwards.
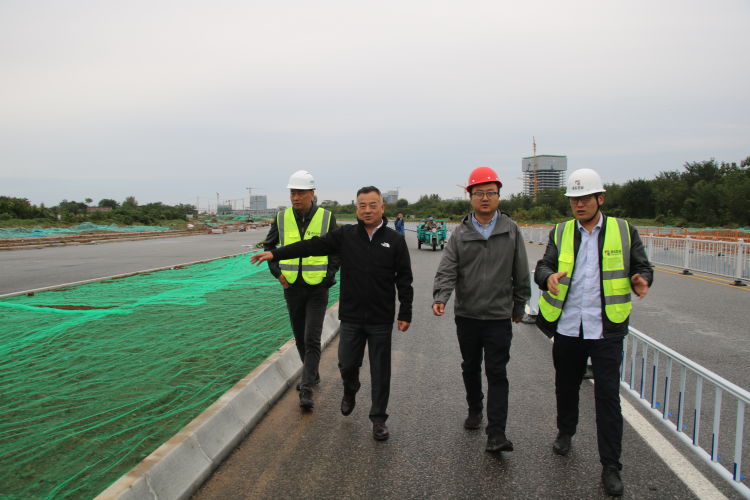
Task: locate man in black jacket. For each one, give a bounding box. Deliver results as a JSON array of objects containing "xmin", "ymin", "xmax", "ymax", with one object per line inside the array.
[
  {"xmin": 262, "ymin": 170, "xmax": 340, "ymax": 411},
  {"xmin": 251, "ymin": 186, "xmax": 413, "ymax": 442},
  {"xmin": 534, "ymin": 168, "xmax": 653, "ymax": 497}
]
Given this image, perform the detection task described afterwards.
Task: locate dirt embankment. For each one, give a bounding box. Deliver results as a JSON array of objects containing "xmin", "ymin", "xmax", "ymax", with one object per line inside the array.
[{"xmin": 0, "ymin": 229, "xmax": 199, "ymax": 250}]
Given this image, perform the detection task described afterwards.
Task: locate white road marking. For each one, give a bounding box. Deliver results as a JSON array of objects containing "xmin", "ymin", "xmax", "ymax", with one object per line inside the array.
[{"xmin": 619, "ymin": 395, "xmax": 728, "ymax": 499}]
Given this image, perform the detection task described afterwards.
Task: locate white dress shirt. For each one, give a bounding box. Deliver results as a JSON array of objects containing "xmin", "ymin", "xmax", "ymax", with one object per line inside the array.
[{"xmin": 557, "ymin": 214, "xmax": 604, "ymax": 339}]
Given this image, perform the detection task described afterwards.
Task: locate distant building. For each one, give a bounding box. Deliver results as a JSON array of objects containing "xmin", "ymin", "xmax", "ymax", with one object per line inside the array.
[
  {"xmin": 384, "ymin": 189, "xmax": 399, "ymax": 205},
  {"xmin": 250, "ymin": 195, "xmax": 267, "ymax": 211},
  {"xmin": 521, "ymin": 155, "xmax": 567, "ymax": 197}
]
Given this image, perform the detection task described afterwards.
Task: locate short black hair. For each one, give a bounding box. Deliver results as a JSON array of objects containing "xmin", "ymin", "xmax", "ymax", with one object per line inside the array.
[{"xmin": 356, "ymin": 186, "xmax": 381, "ymax": 197}]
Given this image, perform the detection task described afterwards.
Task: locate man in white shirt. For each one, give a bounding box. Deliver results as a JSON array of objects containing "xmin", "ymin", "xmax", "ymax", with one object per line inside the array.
[{"xmin": 534, "ymin": 169, "xmax": 653, "ymax": 497}]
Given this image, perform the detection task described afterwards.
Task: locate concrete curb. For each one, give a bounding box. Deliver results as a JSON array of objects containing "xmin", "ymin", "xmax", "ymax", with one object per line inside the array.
[{"xmin": 96, "ymin": 303, "xmax": 341, "ymax": 500}]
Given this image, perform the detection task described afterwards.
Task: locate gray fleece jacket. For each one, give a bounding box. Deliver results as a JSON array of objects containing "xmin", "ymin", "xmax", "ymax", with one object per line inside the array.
[{"xmin": 433, "ymin": 211, "xmax": 530, "ymax": 320}]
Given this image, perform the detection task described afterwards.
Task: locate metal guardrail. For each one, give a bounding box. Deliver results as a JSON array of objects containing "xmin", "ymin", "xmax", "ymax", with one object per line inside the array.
[
  {"xmin": 645, "ymin": 235, "xmax": 749, "ymax": 285},
  {"xmin": 520, "ymin": 226, "xmax": 750, "ymax": 286},
  {"xmin": 623, "ymin": 327, "xmax": 750, "ymax": 498}
]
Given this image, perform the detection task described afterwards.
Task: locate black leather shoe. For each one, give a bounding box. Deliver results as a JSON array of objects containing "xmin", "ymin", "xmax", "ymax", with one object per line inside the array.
[
  {"xmin": 373, "ymin": 422, "xmax": 389, "ymax": 441},
  {"xmin": 553, "ymin": 433, "xmax": 571, "ymax": 456},
  {"xmin": 464, "ymin": 411, "xmax": 483, "ymax": 430},
  {"xmin": 340, "ymin": 392, "xmax": 356, "ymax": 416},
  {"xmin": 601, "ymin": 465, "xmax": 623, "ymax": 496},
  {"xmin": 485, "ymin": 432, "xmax": 514, "ymax": 452},
  {"xmin": 296, "ymin": 374, "xmax": 321, "ymax": 391},
  {"xmin": 299, "ymin": 389, "xmax": 314, "ymax": 410}
]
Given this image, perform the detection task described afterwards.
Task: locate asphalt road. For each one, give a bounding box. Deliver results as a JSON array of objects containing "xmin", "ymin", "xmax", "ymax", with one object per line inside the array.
[
  {"xmin": 2, "ymin": 227, "xmax": 747, "ymax": 498},
  {"xmin": 193, "ymin": 234, "xmax": 743, "ymax": 500},
  {"xmin": 0, "ymin": 229, "xmax": 267, "ymax": 296}
]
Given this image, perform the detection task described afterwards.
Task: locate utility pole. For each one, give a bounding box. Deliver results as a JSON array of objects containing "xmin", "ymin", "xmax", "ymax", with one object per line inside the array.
[{"xmin": 216, "ymin": 193, "xmax": 219, "ymax": 215}]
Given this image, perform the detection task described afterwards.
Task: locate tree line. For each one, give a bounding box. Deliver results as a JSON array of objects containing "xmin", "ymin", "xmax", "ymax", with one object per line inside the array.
[
  {"xmin": 322, "ymin": 157, "xmax": 750, "ymax": 227},
  {"xmin": 0, "ymin": 196, "xmax": 196, "ymax": 226},
  {"xmin": 3, "ymin": 157, "xmax": 748, "ymax": 227}
]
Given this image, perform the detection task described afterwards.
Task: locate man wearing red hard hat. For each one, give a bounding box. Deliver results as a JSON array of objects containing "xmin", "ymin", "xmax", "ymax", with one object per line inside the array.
[{"xmin": 433, "ymin": 166, "xmax": 530, "ymax": 453}]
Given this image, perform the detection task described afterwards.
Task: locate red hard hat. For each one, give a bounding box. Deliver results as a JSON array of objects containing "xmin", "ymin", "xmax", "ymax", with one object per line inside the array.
[{"xmin": 467, "ymin": 166, "xmax": 502, "ymax": 191}]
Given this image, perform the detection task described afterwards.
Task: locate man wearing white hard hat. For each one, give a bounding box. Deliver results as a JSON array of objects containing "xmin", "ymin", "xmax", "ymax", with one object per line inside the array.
[
  {"xmin": 534, "ymin": 168, "xmax": 653, "ymax": 496},
  {"xmin": 262, "ymin": 170, "xmax": 340, "ymax": 411}
]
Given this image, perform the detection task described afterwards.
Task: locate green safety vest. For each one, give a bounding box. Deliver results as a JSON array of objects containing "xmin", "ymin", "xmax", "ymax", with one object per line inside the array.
[
  {"xmin": 538, "ymin": 217, "xmax": 633, "ymax": 324},
  {"xmin": 278, "ymin": 207, "xmax": 332, "ymax": 285}
]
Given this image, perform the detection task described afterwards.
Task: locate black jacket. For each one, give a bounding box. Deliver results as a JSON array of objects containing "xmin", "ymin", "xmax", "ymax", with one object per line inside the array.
[
  {"xmin": 534, "ymin": 214, "xmax": 654, "ymax": 339},
  {"xmin": 270, "ymin": 217, "xmax": 413, "ymax": 324},
  {"xmin": 263, "ymin": 204, "xmax": 340, "ymax": 288}
]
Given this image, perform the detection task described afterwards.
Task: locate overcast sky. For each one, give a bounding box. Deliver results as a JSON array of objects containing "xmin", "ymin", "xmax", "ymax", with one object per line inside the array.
[{"xmin": 1, "ymin": 0, "xmax": 748, "ymax": 210}]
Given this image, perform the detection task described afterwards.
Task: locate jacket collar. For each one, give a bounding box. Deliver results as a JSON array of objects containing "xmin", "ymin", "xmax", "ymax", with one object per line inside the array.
[
  {"xmin": 292, "ymin": 203, "xmax": 318, "ymax": 223},
  {"xmin": 357, "ymin": 216, "xmax": 388, "ymax": 239},
  {"xmin": 460, "ymin": 210, "xmax": 509, "ymax": 240}
]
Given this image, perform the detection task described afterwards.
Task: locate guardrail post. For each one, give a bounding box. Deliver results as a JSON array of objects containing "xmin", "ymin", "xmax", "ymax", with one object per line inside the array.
[
  {"xmin": 734, "ymin": 400, "xmax": 745, "ymax": 482},
  {"xmin": 712, "ymin": 388, "xmax": 722, "ymax": 462},
  {"xmin": 651, "ymin": 351, "xmax": 659, "ymax": 409},
  {"xmin": 694, "ymin": 377, "xmax": 703, "ymax": 446},
  {"xmin": 733, "ymin": 239, "xmax": 747, "ymax": 286},
  {"xmin": 683, "ymin": 237, "xmax": 693, "ymax": 275},
  {"xmin": 646, "ymin": 234, "xmax": 653, "ymax": 261},
  {"xmin": 663, "ymin": 358, "xmax": 672, "ymax": 420},
  {"xmin": 677, "ymin": 365, "xmax": 686, "ymax": 433}
]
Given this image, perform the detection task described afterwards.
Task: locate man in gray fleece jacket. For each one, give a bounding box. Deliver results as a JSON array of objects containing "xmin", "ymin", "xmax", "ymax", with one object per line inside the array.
[{"xmin": 432, "ymin": 166, "xmax": 530, "ymax": 453}]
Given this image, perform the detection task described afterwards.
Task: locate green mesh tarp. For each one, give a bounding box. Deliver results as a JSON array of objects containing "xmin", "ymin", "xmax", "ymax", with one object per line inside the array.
[
  {"xmin": 0, "ymin": 223, "xmax": 171, "ymax": 239},
  {"xmin": 0, "ymin": 255, "xmax": 339, "ymax": 499}
]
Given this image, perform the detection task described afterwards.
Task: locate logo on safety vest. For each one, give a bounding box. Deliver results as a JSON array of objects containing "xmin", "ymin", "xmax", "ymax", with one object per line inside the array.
[{"xmin": 604, "ymin": 249, "xmax": 622, "ymax": 256}]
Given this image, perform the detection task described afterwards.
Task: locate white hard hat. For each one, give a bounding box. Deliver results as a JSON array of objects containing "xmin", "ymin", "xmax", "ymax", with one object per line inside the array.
[
  {"xmin": 565, "ymin": 168, "xmax": 606, "ymax": 197},
  {"xmin": 286, "ymin": 170, "xmax": 316, "ymax": 190}
]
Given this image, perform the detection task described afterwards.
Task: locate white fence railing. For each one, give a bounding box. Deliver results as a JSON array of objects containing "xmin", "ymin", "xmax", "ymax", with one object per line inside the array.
[
  {"xmin": 644, "ymin": 235, "xmax": 749, "ymax": 285},
  {"xmin": 624, "ymin": 327, "xmax": 750, "ymax": 498},
  {"xmin": 520, "ymin": 226, "xmax": 750, "ymax": 286}
]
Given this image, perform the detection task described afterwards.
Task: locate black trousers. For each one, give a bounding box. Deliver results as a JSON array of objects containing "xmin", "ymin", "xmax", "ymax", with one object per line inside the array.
[
  {"xmin": 553, "ymin": 333, "xmax": 624, "ymax": 469},
  {"xmin": 455, "ymin": 316, "xmax": 513, "ymax": 436},
  {"xmin": 338, "ymin": 321, "xmax": 393, "ymax": 423},
  {"xmin": 283, "ymin": 285, "xmax": 329, "ymax": 390}
]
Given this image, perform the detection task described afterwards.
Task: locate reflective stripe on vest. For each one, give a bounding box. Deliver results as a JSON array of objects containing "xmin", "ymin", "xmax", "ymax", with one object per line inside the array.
[
  {"xmin": 278, "ymin": 207, "xmax": 331, "ymax": 285},
  {"xmin": 538, "ymin": 217, "xmax": 632, "ymax": 324}
]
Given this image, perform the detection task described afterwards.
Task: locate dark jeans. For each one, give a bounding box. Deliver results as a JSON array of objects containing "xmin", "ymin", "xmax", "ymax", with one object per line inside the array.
[
  {"xmin": 553, "ymin": 333, "xmax": 624, "ymax": 469},
  {"xmin": 455, "ymin": 316, "xmax": 513, "ymax": 436},
  {"xmin": 338, "ymin": 321, "xmax": 393, "ymax": 423},
  {"xmin": 284, "ymin": 286, "xmax": 329, "ymax": 390}
]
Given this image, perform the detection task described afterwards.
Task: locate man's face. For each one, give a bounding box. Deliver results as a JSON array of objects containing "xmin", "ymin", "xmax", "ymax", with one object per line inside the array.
[
  {"xmin": 470, "ymin": 182, "xmax": 501, "ymax": 216},
  {"xmin": 356, "ymin": 191, "xmax": 385, "ymax": 227},
  {"xmin": 569, "ymin": 193, "xmax": 605, "ymax": 223},
  {"xmin": 290, "ymin": 189, "xmax": 314, "ymax": 211}
]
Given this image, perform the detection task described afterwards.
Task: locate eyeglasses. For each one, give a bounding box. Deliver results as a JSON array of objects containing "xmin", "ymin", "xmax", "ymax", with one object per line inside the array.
[
  {"xmin": 471, "ymin": 191, "xmax": 499, "ymax": 199},
  {"xmin": 569, "ymin": 194, "xmax": 596, "ymax": 204}
]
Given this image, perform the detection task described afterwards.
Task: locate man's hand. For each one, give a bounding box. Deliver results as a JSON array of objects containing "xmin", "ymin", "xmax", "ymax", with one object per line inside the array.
[
  {"xmin": 631, "ymin": 273, "xmax": 649, "ymax": 299},
  {"xmin": 512, "ymin": 315, "xmax": 523, "ymax": 323},
  {"xmin": 250, "ymin": 251, "xmax": 273, "ymax": 265},
  {"xmin": 278, "ymin": 275, "xmax": 289, "ymax": 289},
  {"xmin": 546, "ymin": 271, "xmax": 568, "ymax": 296},
  {"xmin": 432, "ymin": 302, "xmax": 445, "ymax": 316},
  {"xmin": 397, "ymin": 321, "xmax": 410, "ymax": 332}
]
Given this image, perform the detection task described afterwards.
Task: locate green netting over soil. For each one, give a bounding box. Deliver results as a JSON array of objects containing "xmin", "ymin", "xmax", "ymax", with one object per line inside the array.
[
  {"xmin": 0, "ymin": 222, "xmax": 171, "ymax": 239},
  {"xmin": 0, "ymin": 255, "xmax": 339, "ymax": 499}
]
